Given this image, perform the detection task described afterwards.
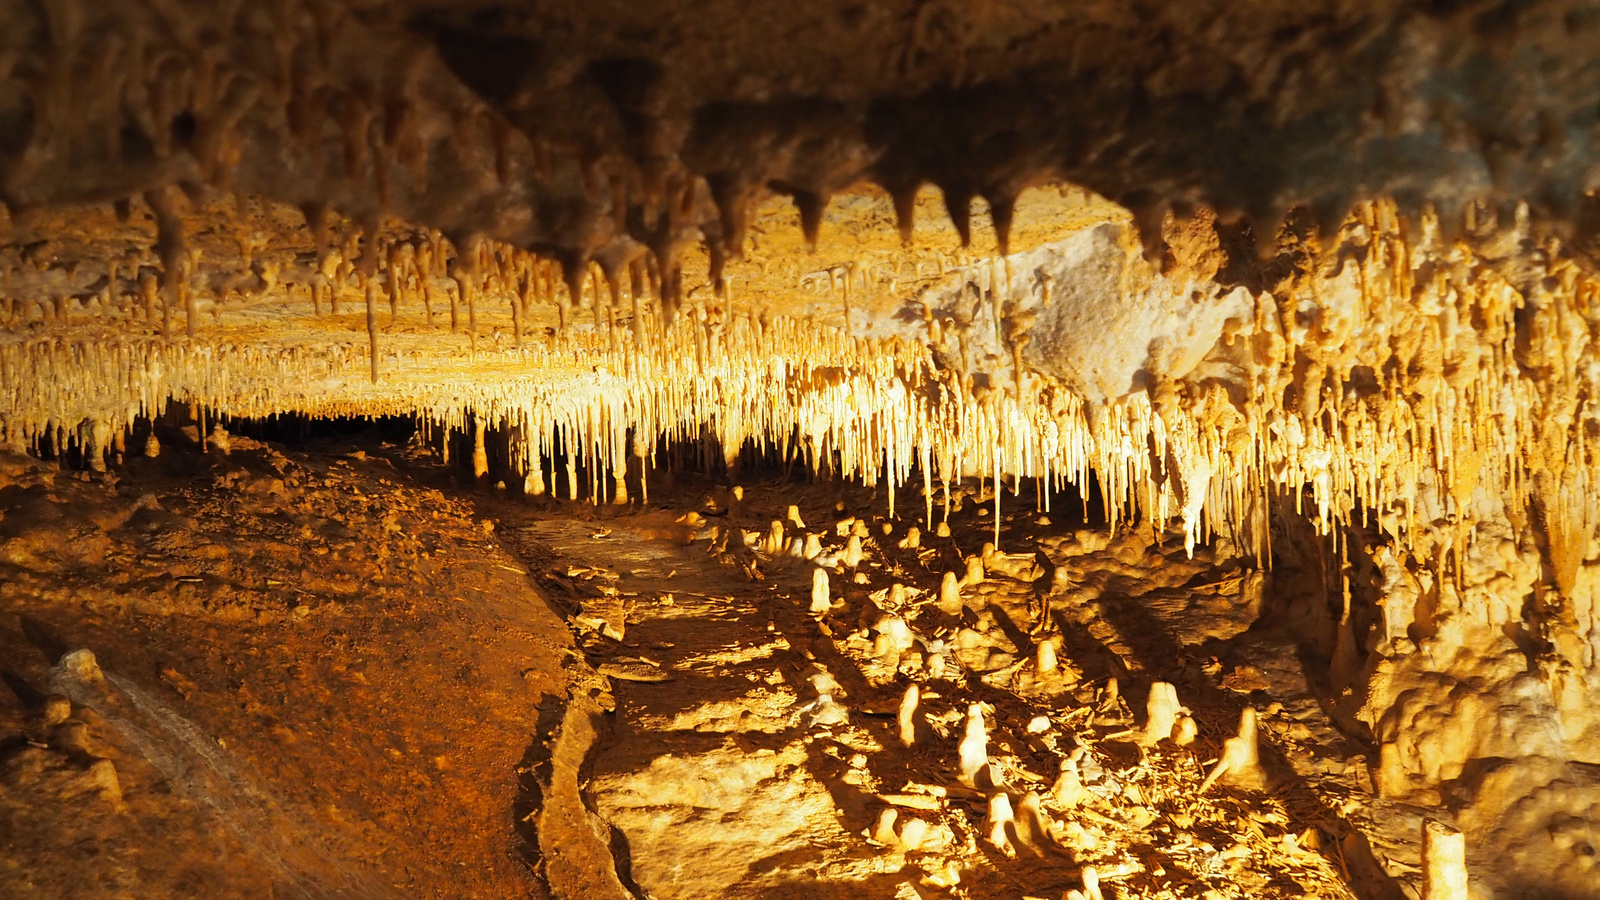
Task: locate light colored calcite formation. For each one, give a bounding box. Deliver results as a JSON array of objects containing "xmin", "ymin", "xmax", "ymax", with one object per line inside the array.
[
  {"xmin": 12, "ymin": 5, "xmax": 1600, "ymax": 892},
  {"xmin": 7, "ymin": 145, "xmax": 1600, "ymax": 894}
]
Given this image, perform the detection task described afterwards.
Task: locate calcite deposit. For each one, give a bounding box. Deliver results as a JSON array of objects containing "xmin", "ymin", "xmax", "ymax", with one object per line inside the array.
[{"xmin": 5, "ymin": 1, "xmax": 1600, "ymax": 898}]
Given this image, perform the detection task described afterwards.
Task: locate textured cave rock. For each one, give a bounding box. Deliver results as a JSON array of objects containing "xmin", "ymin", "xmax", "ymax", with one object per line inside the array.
[
  {"xmin": 3, "ymin": 0, "xmax": 1600, "ymax": 271},
  {"xmin": 7, "ymin": 1, "xmax": 1600, "ymax": 897}
]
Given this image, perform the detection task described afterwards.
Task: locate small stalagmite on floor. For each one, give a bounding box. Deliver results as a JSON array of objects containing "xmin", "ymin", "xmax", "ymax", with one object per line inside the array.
[
  {"xmin": 1036, "ymin": 637, "xmax": 1060, "ymax": 675},
  {"xmin": 898, "ymin": 684, "xmax": 921, "ymax": 746},
  {"xmin": 1201, "ymin": 706, "xmax": 1267, "ymax": 792},
  {"xmin": 959, "ymin": 703, "xmax": 990, "ymax": 787},
  {"xmin": 810, "ymin": 567, "xmax": 831, "ymax": 615},
  {"xmin": 1140, "ymin": 681, "xmax": 1183, "ymax": 746},
  {"xmin": 939, "ymin": 571, "xmax": 964, "ymax": 615},
  {"xmin": 985, "ymin": 792, "xmax": 1016, "ymax": 857}
]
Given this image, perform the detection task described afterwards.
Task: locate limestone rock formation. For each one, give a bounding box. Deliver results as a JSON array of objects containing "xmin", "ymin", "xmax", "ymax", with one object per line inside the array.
[{"xmin": 5, "ymin": 2, "xmax": 1600, "ymax": 898}]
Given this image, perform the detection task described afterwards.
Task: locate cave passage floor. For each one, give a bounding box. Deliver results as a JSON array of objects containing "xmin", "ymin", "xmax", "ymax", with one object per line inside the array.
[{"xmin": 1, "ymin": 426, "xmax": 1430, "ymax": 899}]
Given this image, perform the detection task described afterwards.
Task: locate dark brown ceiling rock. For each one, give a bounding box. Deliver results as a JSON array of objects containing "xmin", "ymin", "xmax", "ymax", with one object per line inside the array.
[{"xmin": 3, "ymin": 0, "xmax": 1599, "ymax": 282}]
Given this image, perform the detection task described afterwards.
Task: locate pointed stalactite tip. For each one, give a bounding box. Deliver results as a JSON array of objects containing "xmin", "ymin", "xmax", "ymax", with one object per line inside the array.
[
  {"xmin": 793, "ymin": 189, "xmax": 827, "ymax": 251},
  {"xmin": 943, "ymin": 187, "xmax": 974, "ymax": 248},
  {"xmin": 986, "ymin": 190, "xmax": 1017, "ymax": 257}
]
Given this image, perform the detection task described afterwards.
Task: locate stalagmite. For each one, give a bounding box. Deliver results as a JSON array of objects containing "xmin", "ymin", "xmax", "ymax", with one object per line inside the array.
[
  {"xmin": 472, "ymin": 420, "xmax": 488, "ymax": 481},
  {"xmin": 887, "ymin": 583, "xmax": 910, "ymax": 608},
  {"xmin": 1080, "ymin": 866, "xmax": 1106, "ymax": 900},
  {"xmin": 611, "ymin": 460, "xmax": 628, "ymax": 505},
  {"xmin": 870, "ymin": 808, "xmax": 945, "ymax": 853},
  {"xmin": 83, "ymin": 420, "xmax": 109, "ymax": 472},
  {"xmin": 1012, "ymin": 792, "xmax": 1049, "ymax": 856},
  {"xmin": 1036, "ymin": 638, "xmax": 1059, "ymax": 675},
  {"xmin": 786, "ymin": 505, "xmax": 806, "ymax": 529},
  {"xmin": 1172, "ymin": 713, "xmax": 1197, "ymax": 746},
  {"xmin": 143, "ymin": 433, "xmax": 160, "ymax": 458},
  {"xmin": 1139, "ymin": 682, "xmax": 1182, "ymax": 746},
  {"xmin": 1050, "ymin": 753, "xmax": 1086, "ymax": 808},
  {"xmin": 894, "ymin": 817, "xmax": 943, "ymax": 853},
  {"xmin": 1421, "ymin": 820, "xmax": 1469, "ymax": 900},
  {"xmin": 898, "ymin": 526, "xmax": 920, "ymax": 549},
  {"xmin": 985, "ymin": 792, "xmax": 1015, "ymax": 856},
  {"xmin": 810, "ymin": 567, "xmax": 831, "ymax": 614},
  {"xmin": 873, "ymin": 615, "xmax": 914, "ymax": 664},
  {"xmin": 1200, "ymin": 707, "xmax": 1266, "ymax": 792},
  {"xmin": 1100, "ymin": 678, "xmax": 1120, "ymax": 710},
  {"xmin": 762, "ymin": 521, "xmax": 786, "ymax": 556},
  {"xmin": 805, "ymin": 693, "xmax": 849, "ymax": 727},
  {"xmin": 802, "ymin": 533, "xmax": 823, "ymax": 559},
  {"xmin": 870, "ymin": 808, "xmax": 900, "ymax": 846},
  {"xmin": 963, "ymin": 555, "xmax": 985, "ymax": 586},
  {"xmin": 898, "ymin": 683, "xmax": 920, "ymax": 746},
  {"xmin": 958, "ymin": 703, "xmax": 988, "ymax": 786},
  {"xmin": 842, "ymin": 535, "xmax": 864, "ymax": 567},
  {"xmin": 938, "ymin": 571, "xmax": 963, "ymax": 615}
]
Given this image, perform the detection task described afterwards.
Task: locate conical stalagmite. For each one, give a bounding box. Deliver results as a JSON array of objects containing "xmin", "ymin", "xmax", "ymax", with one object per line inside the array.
[
  {"xmin": 842, "ymin": 535, "xmax": 863, "ymax": 567},
  {"xmin": 1201, "ymin": 707, "xmax": 1266, "ymax": 792},
  {"xmin": 810, "ymin": 567, "xmax": 831, "ymax": 615},
  {"xmin": 802, "ymin": 533, "xmax": 823, "ymax": 559},
  {"xmin": 1081, "ymin": 866, "xmax": 1106, "ymax": 900},
  {"xmin": 762, "ymin": 521, "xmax": 786, "ymax": 556},
  {"xmin": 1139, "ymin": 682, "xmax": 1182, "ymax": 746},
  {"xmin": 985, "ymin": 792, "xmax": 1015, "ymax": 856},
  {"xmin": 1011, "ymin": 791, "xmax": 1049, "ymax": 856},
  {"xmin": 958, "ymin": 703, "xmax": 988, "ymax": 787},
  {"xmin": 1036, "ymin": 638, "xmax": 1059, "ymax": 675},
  {"xmin": 963, "ymin": 555, "xmax": 985, "ymax": 586},
  {"xmin": 938, "ymin": 571, "xmax": 963, "ymax": 615},
  {"xmin": 1050, "ymin": 753, "xmax": 1086, "ymax": 808}
]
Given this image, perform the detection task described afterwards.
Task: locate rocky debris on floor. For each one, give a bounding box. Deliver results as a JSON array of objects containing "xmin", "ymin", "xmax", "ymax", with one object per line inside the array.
[
  {"xmin": 1, "ymin": 429, "xmax": 572, "ymax": 899},
  {"xmin": 494, "ymin": 476, "xmax": 1382, "ymax": 900}
]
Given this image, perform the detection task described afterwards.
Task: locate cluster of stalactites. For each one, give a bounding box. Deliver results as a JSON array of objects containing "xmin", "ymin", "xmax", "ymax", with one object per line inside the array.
[
  {"xmin": 0, "ymin": 305, "xmax": 1237, "ymax": 550},
  {"xmin": 0, "ymin": 202, "xmax": 692, "ymax": 384},
  {"xmin": 7, "ymin": 200, "xmax": 1600, "ymax": 587}
]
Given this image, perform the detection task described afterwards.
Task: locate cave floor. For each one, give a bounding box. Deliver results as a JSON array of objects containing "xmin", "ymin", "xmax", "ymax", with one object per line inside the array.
[
  {"xmin": 0, "ymin": 432, "xmax": 567, "ymax": 899},
  {"xmin": 488, "ymin": 478, "xmax": 1388, "ymax": 900},
  {"xmin": 1, "ymin": 428, "xmax": 1428, "ymax": 899}
]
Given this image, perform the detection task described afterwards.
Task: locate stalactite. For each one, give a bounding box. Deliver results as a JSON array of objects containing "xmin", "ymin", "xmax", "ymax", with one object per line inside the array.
[{"xmin": 143, "ymin": 186, "xmax": 187, "ymax": 339}]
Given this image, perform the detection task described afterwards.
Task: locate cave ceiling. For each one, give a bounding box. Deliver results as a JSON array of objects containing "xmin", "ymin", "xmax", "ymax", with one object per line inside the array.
[{"xmin": 3, "ymin": 0, "xmax": 1599, "ymax": 269}]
